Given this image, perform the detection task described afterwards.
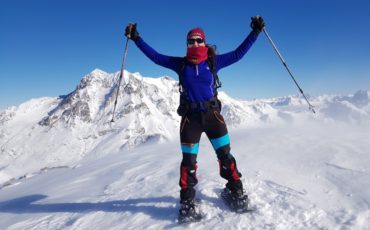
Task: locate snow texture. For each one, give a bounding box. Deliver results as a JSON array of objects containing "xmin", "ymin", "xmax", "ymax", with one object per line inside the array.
[{"xmin": 0, "ymin": 69, "xmax": 369, "ymax": 229}]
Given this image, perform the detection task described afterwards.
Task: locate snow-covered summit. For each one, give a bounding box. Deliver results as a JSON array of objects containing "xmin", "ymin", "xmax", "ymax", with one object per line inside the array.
[{"xmin": 37, "ymin": 69, "xmax": 180, "ymax": 127}]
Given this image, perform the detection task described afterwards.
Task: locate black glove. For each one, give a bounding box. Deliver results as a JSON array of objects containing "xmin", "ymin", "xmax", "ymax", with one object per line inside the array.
[
  {"xmin": 250, "ymin": 16, "xmax": 265, "ymax": 35},
  {"xmin": 125, "ymin": 23, "xmax": 140, "ymax": 41}
]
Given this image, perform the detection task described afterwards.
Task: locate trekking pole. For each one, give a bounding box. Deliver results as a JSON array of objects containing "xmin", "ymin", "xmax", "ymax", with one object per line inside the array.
[
  {"xmin": 262, "ymin": 27, "xmax": 316, "ymax": 114},
  {"xmin": 111, "ymin": 24, "xmax": 134, "ymax": 122}
]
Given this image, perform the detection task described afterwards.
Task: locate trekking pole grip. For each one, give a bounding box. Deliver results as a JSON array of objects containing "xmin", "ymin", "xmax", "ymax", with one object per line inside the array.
[{"xmin": 126, "ymin": 23, "xmax": 136, "ymax": 39}]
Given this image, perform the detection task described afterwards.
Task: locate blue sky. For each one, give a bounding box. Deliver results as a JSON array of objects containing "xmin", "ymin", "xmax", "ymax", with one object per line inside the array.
[{"xmin": 1, "ymin": 0, "xmax": 369, "ymax": 109}]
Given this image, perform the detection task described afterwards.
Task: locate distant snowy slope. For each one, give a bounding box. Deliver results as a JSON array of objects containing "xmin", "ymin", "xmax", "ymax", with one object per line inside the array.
[
  {"xmin": 258, "ymin": 89, "xmax": 370, "ymax": 124},
  {"xmin": 317, "ymin": 90, "xmax": 370, "ymax": 122}
]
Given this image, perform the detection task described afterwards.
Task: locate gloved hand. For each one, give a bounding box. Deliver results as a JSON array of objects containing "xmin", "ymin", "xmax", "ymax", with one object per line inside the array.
[
  {"xmin": 125, "ymin": 23, "xmax": 140, "ymax": 41},
  {"xmin": 250, "ymin": 16, "xmax": 265, "ymax": 35}
]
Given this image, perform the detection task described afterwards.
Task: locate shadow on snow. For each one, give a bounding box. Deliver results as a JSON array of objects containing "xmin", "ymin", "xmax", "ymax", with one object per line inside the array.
[{"xmin": 0, "ymin": 194, "xmax": 178, "ymax": 222}]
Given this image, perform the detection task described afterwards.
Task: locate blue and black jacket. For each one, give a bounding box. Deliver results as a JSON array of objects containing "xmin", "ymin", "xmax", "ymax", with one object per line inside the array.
[{"xmin": 134, "ymin": 31, "xmax": 258, "ymax": 106}]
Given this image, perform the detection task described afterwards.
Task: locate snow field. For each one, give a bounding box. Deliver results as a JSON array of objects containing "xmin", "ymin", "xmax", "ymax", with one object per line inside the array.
[{"xmin": 1, "ymin": 121, "xmax": 369, "ymax": 229}]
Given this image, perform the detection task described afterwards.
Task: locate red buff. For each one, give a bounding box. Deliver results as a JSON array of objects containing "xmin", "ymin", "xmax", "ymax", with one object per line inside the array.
[{"xmin": 186, "ymin": 46, "xmax": 208, "ymax": 64}]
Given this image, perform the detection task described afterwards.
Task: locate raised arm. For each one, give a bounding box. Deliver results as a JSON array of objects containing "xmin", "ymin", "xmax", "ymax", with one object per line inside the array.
[
  {"xmin": 135, "ymin": 37, "xmax": 183, "ymax": 72},
  {"xmin": 215, "ymin": 16, "xmax": 265, "ymax": 71},
  {"xmin": 125, "ymin": 23, "xmax": 182, "ymax": 73}
]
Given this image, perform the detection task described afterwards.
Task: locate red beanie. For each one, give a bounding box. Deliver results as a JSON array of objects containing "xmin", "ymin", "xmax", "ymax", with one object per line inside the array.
[{"xmin": 187, "ymin": 28, "xmax": 206, "ymax": 43}]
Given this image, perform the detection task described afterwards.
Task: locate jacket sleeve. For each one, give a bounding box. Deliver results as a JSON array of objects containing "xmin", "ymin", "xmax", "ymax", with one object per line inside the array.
[
  {"xmin": 215, "ymin": 31, "xmax": 258, "ymax": 71},
  {"xmin": 134, "ymin": 37, "xmax": 182, "ymax": 74}
]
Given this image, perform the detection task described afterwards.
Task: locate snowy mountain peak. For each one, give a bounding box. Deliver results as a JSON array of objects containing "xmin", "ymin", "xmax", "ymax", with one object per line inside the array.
[
  {"xmin": 90, "ymin": 68, "xmax": 109, "ymax": 76},
  {"xmin": 340, "ymin": 89, "xmax": 369, "ymax": 107},
  {"xmin": 33, "ymin": 69, "xmax": 182, "ymax": 152}
]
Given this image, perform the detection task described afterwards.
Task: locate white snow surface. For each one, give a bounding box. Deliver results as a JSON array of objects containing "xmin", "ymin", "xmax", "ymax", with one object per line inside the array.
[{"xmin": 0, "ymin": 69, "xmax": 370, "ymax": 229}]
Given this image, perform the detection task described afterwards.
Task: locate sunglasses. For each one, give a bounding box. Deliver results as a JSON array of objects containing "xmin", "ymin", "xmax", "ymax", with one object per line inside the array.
[{"xmin": 187, "ymin": 38, "xmax": 204, "ymax": 45}]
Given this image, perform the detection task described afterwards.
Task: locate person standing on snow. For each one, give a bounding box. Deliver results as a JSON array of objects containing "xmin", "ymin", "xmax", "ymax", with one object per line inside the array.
[{"xmin": 125, "ymin": 16, "xmax": 265, "ymax": 220}]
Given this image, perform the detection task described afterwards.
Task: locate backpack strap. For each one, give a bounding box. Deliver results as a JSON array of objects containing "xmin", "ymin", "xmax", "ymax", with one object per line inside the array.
[
  {"xmin": 207, "ymin": 56, "xmax": 222, "ymax": 96},
  {"xmin": 178, "ymin": 58, "xmax": 187, "ymax": 94}
]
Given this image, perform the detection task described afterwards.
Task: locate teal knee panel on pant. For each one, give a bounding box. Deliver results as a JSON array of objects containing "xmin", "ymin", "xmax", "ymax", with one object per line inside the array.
[
  {"xmin": 181, "ymin": 143, "xmax": 199, "ymax": 154},
  {"xmin": 210, "ymin": 133, "xmax": 230, "ymax": 150}
]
